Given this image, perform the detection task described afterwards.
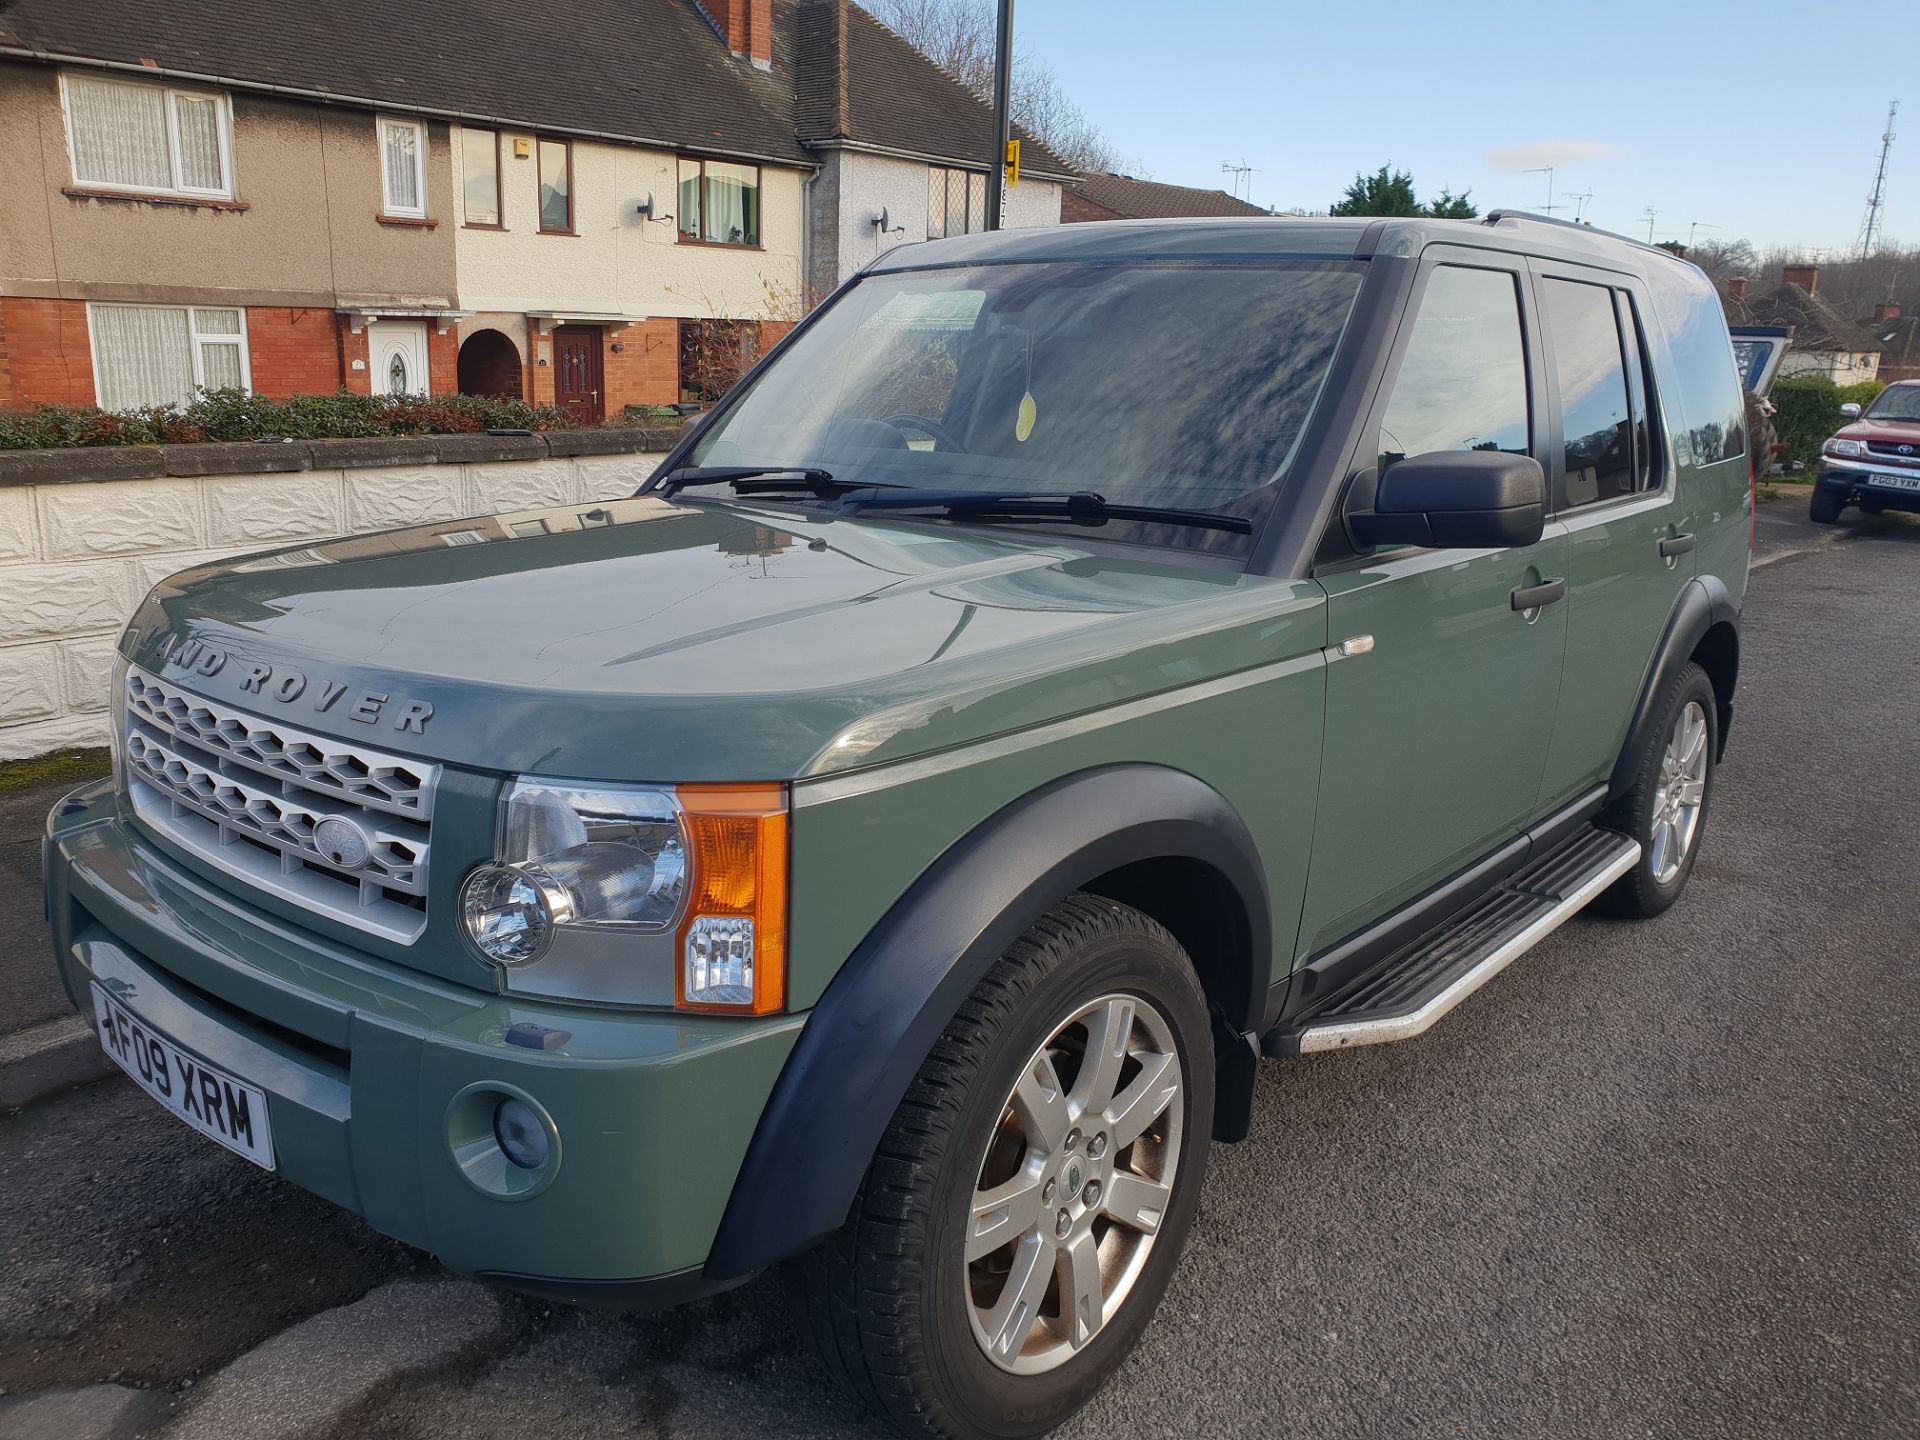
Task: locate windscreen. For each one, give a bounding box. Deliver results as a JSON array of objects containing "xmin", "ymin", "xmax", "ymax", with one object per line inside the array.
[{"xmin": 688, "ymin": 260, "xmax": 1364, "ymax": 547}]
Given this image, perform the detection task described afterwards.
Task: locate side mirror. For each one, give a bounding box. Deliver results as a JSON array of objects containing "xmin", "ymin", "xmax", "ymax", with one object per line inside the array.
[
  {"xmin": 1839, "ymin": 402, "xmax": 1863, "ymax": 419},
  {"xmin": 1347, "ymin": 450, "xmax": 1546, "ymax": 550}
]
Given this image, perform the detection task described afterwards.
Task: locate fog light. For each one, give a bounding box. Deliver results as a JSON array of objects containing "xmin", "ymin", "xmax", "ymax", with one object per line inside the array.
[{"xmin": 493, "ymin": 1097, "xmax": 551, "ymax": 1170}]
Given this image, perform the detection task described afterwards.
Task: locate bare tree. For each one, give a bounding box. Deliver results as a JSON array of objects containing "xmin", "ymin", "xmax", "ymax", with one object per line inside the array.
[{"xmin": 859, "ymin": 0, "xmax": 1118, "ymax": 174}]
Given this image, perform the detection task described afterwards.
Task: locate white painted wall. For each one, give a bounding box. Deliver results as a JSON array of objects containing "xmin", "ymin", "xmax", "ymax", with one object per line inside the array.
[
  {"xmin": 0, "ymin": 451, "xmax": 665, "ymax": 760},
  {"xmin": 452, "ymin": 127, "xmax": 807, "ymax": 319},
  {"xmin": 1779, "ymin": 348, "xmax": 1881, "ymax": 383},
  {"xmin": 826, "ymin": 150, "xmax": 1063, "ymax": 291}
]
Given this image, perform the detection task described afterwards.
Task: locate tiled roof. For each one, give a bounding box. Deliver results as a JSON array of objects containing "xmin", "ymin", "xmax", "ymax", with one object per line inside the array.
[
  {"xmin": 1723, "ymin": 280, "xmax": 1882, "ymax": 356},
  {"xmin": 788, "ymin": 0, "xmax": 1074, "ymax": 179},
  {"xmin": 0, "ymin": 0, "xmax": 811, "ymax": 165},
  {"xmin": 1067, "ymin": 174, "xmax": 1269, "ymax": 220}
]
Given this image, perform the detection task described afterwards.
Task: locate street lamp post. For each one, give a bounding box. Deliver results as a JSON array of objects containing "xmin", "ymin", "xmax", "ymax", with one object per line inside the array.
[{"xmin": 986, "ymin": 0, "xmax": 1015, "ymax": 230}]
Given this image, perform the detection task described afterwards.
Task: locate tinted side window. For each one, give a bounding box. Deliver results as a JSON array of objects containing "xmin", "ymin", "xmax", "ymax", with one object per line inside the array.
[
  {"xmin": 1644, "ymin": 260, "xmax": 1746, "ymax": 465},
  {"xmin": 1616, "ymin": 292, "xmax": 1658, "ymax": 492},
  {"xmin": 1544, "ymin": 278, "xmax": 1634, "ymax": 509},
  {"xmin": 1378, "ymin": 266, "xmax": 1529, "ymax": 474}
]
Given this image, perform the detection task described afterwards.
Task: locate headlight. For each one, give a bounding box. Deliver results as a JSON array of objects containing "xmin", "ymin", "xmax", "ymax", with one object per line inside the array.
[
  {"xmin": 459, "ymin": 779, "xmax": 786, "ymax": 1013},
  {"xmin": 1824, "ymin": 437, "xmax": 1865, "ymax": 458}
]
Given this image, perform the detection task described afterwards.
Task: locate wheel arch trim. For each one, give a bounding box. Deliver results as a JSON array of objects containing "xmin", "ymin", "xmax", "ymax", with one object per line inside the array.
[
  {"xmin": 1610, "ymin": 575, "xmax": 1740, "ymax": 800},
  {"xmin": 703, "ymin": 763, "xmax": 1270, "ymax": 1281}
]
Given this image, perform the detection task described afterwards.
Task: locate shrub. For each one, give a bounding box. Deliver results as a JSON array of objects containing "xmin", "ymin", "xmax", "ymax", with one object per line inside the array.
[
  {"xmin": 1770, "ymin": 377, "xmax": 1842, "ymax": 467},
  {"xmin": 0, "ymin": 389, "xmax": 583, "ymax": 450}
]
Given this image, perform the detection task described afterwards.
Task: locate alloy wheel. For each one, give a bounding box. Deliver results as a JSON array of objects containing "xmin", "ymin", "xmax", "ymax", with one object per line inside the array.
[
  {"xmin": 1650, "ymin": 698, "xmax": 1709, "ymax": 884},
  {"xmin": 963, "ymin": 993, "xmax": 1184, "ymax": 1375}
]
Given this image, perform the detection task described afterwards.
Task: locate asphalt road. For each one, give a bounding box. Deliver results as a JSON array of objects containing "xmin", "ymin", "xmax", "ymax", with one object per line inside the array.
[{"xmin": 2, "ymin": 498, "xmax": 1913, "ymax": 1439}]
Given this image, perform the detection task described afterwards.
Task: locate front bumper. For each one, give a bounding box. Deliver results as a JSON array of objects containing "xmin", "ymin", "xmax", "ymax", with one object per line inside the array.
[
  {"xmin": 1816, "ymin": 456, "xmax": 1920, "ymax": 512},
  {"xmin": 43, "ymin": 780, "xmax": 804, "ymax": 1300}
]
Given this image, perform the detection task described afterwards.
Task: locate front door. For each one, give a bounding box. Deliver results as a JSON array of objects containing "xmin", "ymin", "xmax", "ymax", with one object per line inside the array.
[
  {"xmin": 367, "ymin": 320, "xmax": 430, "ymax": 397},
  {"xmin": 553, "ymin": 325, "xmax": 604, "ymax": 423},
  {"xmin": 1300, "ymin": 255, "xmax": 1571, "ymax": 956}
]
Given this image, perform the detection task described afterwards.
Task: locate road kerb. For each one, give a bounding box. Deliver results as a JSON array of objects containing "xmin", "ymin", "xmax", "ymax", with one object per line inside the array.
[{"xmin": 0, "ymin": 1012, "xmax": 116, "ymax": 1108}]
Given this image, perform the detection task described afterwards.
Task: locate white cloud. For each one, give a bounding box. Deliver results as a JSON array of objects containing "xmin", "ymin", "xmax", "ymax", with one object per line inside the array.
[{"xmin": 1484, "ymin": 140, "xmax": 1626, "ymax": 173}]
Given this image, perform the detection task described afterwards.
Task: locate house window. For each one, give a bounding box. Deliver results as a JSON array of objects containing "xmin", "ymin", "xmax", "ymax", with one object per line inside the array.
[
  {"xmin": 926, "ymin": 167, "xmax": 987, "ymax": 239},
  {"xmin": 89, "ymin": 303, "xmax": 250, "ymax": 411},
  {"xmin": 378, "ymin": 116, "xmax": 427, "ymax": 217},
  {"xmin": 538, "ymin": 139, "xmax": 573, "ymax": 232},
  {"xmin": 677, "ymin": 158, "xmax": 760, "ymax": 246},
  {"xmin": 462, "ymin": 128, "xmax": 500, "ymax": 226},
  {"xmin": 62, "ymin": 72, "xmax": 233, "ymax": 198}
]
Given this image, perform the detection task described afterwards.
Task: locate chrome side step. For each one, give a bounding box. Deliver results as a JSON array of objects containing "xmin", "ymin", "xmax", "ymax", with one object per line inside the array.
[{"xmin": 1285, "ymin": 827, "xmax": 1641, "ymax": 1055}]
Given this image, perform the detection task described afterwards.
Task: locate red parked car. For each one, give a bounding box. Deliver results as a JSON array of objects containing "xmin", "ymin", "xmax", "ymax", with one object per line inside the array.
[{"xmin": 1812, "ymin": 378, "xmax": 1920, "ymax": 522}]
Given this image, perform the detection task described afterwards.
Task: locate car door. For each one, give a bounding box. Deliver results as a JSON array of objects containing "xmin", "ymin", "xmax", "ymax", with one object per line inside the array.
[
  {"xmin": 1530, "ymin": 264, "xmax": 1698, "ymax": 811},
  {"xmin": 1299, "ymin": 252, "xmax": 1572, "ymax": 957}
]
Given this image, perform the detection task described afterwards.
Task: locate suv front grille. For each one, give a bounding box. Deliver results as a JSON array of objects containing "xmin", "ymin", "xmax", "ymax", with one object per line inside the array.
[
  {"xmin": 1864, "ymin": 440, "xmax": 1920, "ymax": 466},
  {"xmin": 122, "ymin": 667, "xmax": 440, "ymax": 943}
]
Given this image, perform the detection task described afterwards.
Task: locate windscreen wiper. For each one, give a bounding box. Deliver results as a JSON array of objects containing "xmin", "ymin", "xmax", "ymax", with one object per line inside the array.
[
  {"xmin": 833, "ymin": 488, "xmax": 1253, "ymax": 535},
  {"xmin": 656, "ymin": 465, "xmax": 902, "ymax": 499}
]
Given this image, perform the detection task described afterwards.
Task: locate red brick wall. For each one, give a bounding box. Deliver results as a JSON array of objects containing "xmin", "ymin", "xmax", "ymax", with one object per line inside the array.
[
  {"xmin": 341, "ymin": 325, "xmax": 372, "ymax": 396},
  {"xmin": 0, "ymin": 297, "xmax": 96, "ymax": 408},
  {"xmin": 604, "ymin": 318, "xmax": 681, "ymax": 412},
  {"xmin": 244, "ymin": 308, "xmax": 342, "ymax": 397},
  {"xmin": 1061, "ymin": 191, "xmax": 1125, "ymax": 223}
]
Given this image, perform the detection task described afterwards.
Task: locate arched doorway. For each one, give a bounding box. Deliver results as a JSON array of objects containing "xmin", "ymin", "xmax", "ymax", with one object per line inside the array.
[{"xmin": 456, "ymin": 329, "xmax": 523, "ymax": 398}]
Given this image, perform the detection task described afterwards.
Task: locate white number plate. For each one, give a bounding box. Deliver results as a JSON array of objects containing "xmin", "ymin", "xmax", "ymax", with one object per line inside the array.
[
  {"xmin": 91, "ymin": 986, "xmax": 275, "ymax": 1170},
  {"xmin": 1869, "ymin": 471, "xmax": 1920, "ymax": 492}
]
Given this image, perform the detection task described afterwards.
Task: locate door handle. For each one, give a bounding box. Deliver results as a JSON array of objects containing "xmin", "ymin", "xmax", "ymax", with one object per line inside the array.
[
  {"xmin": 1510, "ymin": 578, "xmax": 1567, "ymax": 611},
  {"xmin": 1659, "ymin": 533, "xmax": 1697, "ymax": 558}
]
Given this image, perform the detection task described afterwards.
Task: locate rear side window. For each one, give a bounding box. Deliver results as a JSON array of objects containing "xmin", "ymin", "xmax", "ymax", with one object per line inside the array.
[
  {"xmin": 1644, "ymin": 260, "xmax": 1746, "ymax": 466},
  {"xmin": 1377, "ymin": 266, "xmax": 1530, "ymax": 475},
  {"xmin": 1544, "ymin": 277, "xmax": 1634, "ymax": 509}
]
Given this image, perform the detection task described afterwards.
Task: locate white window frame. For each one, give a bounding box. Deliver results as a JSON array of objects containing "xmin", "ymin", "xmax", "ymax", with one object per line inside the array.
[
  {"xmin": 377, "ymin": 115, "xmax": 428, "ymax": 218},
  {"xmin": 86, "ymin": 302, "xmax": 253, "ymax": 410},
  {"xmin": 59, "ymin": 71, "xmax": 236, "ymax": 200}
]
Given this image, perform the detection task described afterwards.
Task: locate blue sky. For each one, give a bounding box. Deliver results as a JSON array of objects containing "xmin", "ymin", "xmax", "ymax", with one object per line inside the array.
[{"xmin": 1014, "ymin": 0, "xmax": 1915, "ymax": 253}]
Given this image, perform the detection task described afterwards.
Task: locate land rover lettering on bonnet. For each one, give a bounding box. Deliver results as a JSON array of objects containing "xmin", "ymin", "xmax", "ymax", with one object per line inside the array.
[{"xmin": 45, "ymin": 214, "xmax": 1749, "ymax": 1439}]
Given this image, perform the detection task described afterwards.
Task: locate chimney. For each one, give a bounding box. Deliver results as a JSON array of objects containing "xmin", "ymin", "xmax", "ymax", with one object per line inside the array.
[
  {"xmin": 1874, "ymin": 301, "xmax": 1901, "ymax": 321},
  {"xmin": 1782, "ymin": 263, "xmax": 1820, "ymax": 294},
  {"xmin": 704, "ymin": 0, "xmax": 773, "ymax": 69},
  {"xmin": 1728, "ymin": 277, "xmax": 1749, "ymax": 301}
]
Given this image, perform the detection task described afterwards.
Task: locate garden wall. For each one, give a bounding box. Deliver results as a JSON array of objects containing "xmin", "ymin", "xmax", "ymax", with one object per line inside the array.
[{"xmin": 0, "ymin": 430, "xmax": 673, "ymax": 760}]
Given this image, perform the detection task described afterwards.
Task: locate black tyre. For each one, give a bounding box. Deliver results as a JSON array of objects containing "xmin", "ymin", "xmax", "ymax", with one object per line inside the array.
[
  {"xmin": 789, "ymin": 894, "xmax": 1214, "ymax": 1439},
  {"xmin": 1598, "ymin": 661, "xmax": 1717, "ymax": 919},
  {"xmin": 1809, "ymin": 487, "xmax": 1846, "ymax": 524}
]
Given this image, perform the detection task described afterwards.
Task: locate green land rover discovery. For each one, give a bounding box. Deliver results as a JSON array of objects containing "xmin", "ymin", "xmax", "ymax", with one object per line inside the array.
[{"xmin": 45, "ymin": 214, "xmax": 1751, "ymax": 1438}]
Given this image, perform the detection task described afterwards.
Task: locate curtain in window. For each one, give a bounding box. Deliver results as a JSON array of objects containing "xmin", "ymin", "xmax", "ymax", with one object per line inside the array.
[
  {"xmin": 678, "ymin": 158, "xmax": 702, "ymax": 240},
  {"xmin": 383, "ymin": 122, "xmax": 422, "ymax": 212},
  {"xmin": 704, "ymin": 162, "xmax": 758, "ymax": 245},
  {"xmin": 67, "ymin": 77, "xmax": 172, "ymax": 190},
  {"xmin": 199, "ymin": 341, "xmax": 244, "ymax": 391},
  {"xmin": 92, "ymin": 305, "xmax": 194, "ymax": 410},
  {"xmin": 173, "ymin": 95, "xmax": 224, "ymax": 190}
]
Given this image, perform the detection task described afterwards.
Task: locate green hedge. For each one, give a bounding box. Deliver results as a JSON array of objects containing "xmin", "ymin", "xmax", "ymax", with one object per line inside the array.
[
  {"xmin": 0, "ymin": 389, "xmax": 584, "ymax": 450},
  {"xmin": 1770, "ymin": 376, "xmax": 1887, "ymax": 468}
]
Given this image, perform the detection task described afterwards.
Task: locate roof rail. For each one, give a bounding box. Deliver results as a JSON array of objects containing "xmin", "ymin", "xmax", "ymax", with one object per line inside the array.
[{"xmin": 1483, "ymin": 208, "xmax": 1646, "ymax": 250}]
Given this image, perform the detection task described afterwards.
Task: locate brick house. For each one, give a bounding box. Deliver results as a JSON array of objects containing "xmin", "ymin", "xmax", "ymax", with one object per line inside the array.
[
  {"xmin": 0, "ymin": 0, "xmax": 1072, "ymax": 422},
  {"xmin": 0, "ymin": 0, "xmax": 813, "ymax": 419},
  {"xmin": 1062, "ymin": 174, "xmax": 1269, "ymax": 223}
]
